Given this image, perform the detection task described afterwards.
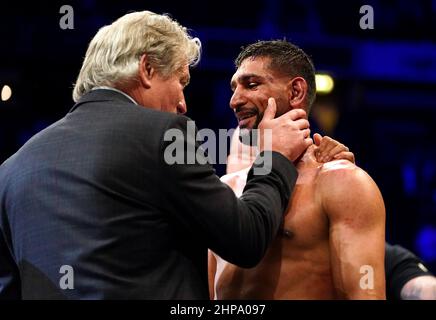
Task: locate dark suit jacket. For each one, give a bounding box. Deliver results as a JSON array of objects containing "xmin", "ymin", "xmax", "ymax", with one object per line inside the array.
[
  {"xmin": 0, "ymin": 89, "xmax": 297, "ymax": 299},
  {"xmin": 385, "ymin": 243, "xmax": 433, "ymax": 300}
]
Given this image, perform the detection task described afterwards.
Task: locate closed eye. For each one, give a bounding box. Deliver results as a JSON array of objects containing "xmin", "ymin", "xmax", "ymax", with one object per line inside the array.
[
  {"xmin": 181, "ymin": 81, "xmax": 189, "ymax": 89},
  {"xmin": 248, "ymin": 82, "xmax": 259, "ymax": 89},
  {"xmin": 180, "ymin": 76, "xmax": 190, "ymax": 88}
]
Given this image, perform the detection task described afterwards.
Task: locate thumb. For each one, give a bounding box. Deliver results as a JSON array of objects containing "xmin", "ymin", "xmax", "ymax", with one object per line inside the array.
[
  {"xmin": 313, "ymin": 133, "xmax": 323, "ymax": 146},
  {"xmin": 262, "ymin": 97, "xmax": 277, "ymax": 121}
]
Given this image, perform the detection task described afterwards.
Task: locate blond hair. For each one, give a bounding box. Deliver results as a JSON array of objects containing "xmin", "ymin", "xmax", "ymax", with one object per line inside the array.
[{"xmin": 73, "ymin": 11, "xmax": 201, "ymax": 102}]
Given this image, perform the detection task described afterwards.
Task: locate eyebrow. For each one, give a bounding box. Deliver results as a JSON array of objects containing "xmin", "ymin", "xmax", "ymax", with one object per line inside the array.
[
  {"xmin": 230, "ymin": 73, "xmax": 264, "ymax": 91},
  {"xmin": 181, "ymin": 74, "xmax": 190, "ymax": 87}
]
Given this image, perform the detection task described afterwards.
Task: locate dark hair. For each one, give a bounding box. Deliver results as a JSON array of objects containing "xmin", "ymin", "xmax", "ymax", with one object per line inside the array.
[{"xmin": 235, "ymin": 40, "xmax": 316, "ymax": 111}]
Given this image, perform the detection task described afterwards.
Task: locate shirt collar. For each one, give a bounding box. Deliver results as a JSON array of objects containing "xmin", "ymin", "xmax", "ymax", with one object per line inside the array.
[{"xmin": 92, "ymin": 86, "xmax": 138, "ymax": 105}]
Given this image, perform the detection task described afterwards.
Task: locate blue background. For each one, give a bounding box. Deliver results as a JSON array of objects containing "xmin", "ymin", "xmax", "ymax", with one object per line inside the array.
[{"xmin": 0, "ymin": 0, "xmax": 435, "ymax": 271}]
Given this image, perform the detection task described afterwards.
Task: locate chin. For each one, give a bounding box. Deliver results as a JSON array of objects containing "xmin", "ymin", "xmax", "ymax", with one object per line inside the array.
[{"xmin": 239, "ymin": 127, "xmax": 258, "ymax": 146}]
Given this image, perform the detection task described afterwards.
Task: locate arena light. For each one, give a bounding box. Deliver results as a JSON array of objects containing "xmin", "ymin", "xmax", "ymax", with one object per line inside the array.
[
  {"xmin": 1, "ymin": 85, "xmax": 12, "ymax": 101},
  {"xmin": 315, "ymin": 74, "xmax": 334, "ymax": 94}
]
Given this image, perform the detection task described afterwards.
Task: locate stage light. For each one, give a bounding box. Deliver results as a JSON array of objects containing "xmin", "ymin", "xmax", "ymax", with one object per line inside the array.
[
  {"xmin": 1, "ymin": 85, "xmax": 12, "ymax": 101},
  {"xmin": 315, "ymin": 74, "xmax": 334, "ymax": 94}
]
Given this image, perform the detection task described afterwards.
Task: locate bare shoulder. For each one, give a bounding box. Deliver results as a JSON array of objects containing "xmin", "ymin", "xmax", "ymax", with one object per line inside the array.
[
  {"xmin": 316, "ymin": 160, "xmax": 385, "ymax": 220},
  {"xmin": 317, "ymin": 159, "xmax": 376, "ymax": 191},
  {"xmin": 319, "ymin": 159, "xmax": 359, "ymax": 175}
]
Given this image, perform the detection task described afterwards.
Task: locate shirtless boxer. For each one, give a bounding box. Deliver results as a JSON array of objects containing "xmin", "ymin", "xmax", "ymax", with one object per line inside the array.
[{"xmin": 209, "ymin": 40, "xmax": 386, "ymax": 299}]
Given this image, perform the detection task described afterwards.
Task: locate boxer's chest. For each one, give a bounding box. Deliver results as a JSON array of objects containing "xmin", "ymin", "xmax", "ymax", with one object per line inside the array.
[{"xmin": 279, "ymin": 175, "xmax": 329, "ymax": 251}]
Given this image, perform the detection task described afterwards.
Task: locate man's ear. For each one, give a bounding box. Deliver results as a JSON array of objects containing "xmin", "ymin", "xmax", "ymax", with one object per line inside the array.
[
  {"xmin": 138, "ymin": 54, "xmax": 154, "ymax": 89},
  {"xmin": 287, "ymin": 77, "xmax": 307, "ymax": 109}
]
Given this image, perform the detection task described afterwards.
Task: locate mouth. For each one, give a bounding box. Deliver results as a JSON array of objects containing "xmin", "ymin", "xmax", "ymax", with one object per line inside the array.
[{"xmin": 236, "ymin": 111, "xmax": 258, "ymax": 128}]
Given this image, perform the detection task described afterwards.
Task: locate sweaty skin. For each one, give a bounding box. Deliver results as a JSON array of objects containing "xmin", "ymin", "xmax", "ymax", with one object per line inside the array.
[{"xmin": 209, "ymin": 145, "xmax": 386, "ymax": 300}]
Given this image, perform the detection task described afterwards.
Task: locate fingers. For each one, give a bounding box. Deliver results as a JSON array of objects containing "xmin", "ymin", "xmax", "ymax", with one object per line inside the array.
[
  {"xmin": 294, "ymin": 118, "xmax": 310, "ymax": 130},
  {"xmin": 316, "ymin": 136, "xmax": 336, "ymax": 161},
  {"xmin": 283, "ymin": 108, "xmax": 307, "ymax": 121},
  {"xmin": 333, "ymin": 151, "xmax": 355, "ymax": 164},
  {"xmin": 326, "ymin": 144, "xmax": 348, "ymax": 160},
  {"xmin": 316, "ymin": 136, "xmax": 350, "ymax": 162},
  {"xmin": 313, "ymin": 133, "xmax": 322, "ymax": 146},
  {"xmin": 304, "ymin": 137, "xmax": 313, "ymax": 148},
  {"xmin": 258, "ymin": 102, "xmax": 312, "ymax": 161},
  {"xmin": 262, "ymin": 97, "xmax": 277, "ymax": 121},
  {"xmin": 317, "ymin": 144, "xmax": 346, "ymax": 162},
  {"xmin": 302, "ymin": 128, "xmax": 311, "ymax": 139},
  {"xmin": 316, "ymin": 144, "xmax": 354, "ymax": 163}
]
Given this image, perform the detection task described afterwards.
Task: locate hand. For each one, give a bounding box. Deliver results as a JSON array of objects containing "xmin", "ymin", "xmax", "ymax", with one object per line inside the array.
[
  {"xmin": 258, "ymin": 97, "xmax": 312, "ymax": 162},
  {"xmin": 401, "ymin": 276, "xmax": 436, "ymax": 300},
  {"xmin": 313, "ymin": 133, "xmax": 355, "ymax": 163}
]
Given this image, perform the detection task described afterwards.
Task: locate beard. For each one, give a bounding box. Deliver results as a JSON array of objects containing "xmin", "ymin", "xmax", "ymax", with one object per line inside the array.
[{"xmin": 238, "ymin": 111, "xmax": 263, "ymax": 146}]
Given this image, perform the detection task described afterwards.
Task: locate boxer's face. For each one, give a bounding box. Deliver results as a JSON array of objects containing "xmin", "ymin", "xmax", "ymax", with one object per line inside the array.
[{"xmin": 230, "ymin": 57, "xmax": 291, "ymax": 132}]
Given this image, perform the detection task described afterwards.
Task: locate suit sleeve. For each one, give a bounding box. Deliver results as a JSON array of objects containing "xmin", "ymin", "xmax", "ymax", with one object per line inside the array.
[
  {"xmin": 0, "ymin": 213, "xmax": 21, "ymax": 299},
  {"xmin": 158, "ymin": 115, "xmax": 298, "ymax": 267},
  {"xmin": 385, "ymin": 243, "xmax": 433, "ymax": 300}
]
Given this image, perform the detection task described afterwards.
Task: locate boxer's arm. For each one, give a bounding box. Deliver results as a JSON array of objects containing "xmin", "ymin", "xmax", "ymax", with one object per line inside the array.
[
  {"xmin": 227, "ymin": 127, "xmax": 257, "ymax": 174},
  {"xmin": 208, "ymin": 250, "xmax": 217, "ymax": 300},
  {"xmin": 206, "ymin": 173, "xmax": 248, "ymax": 300},
  {"xmin": 319, "ymin": 161, "xmax": 386, "ymax": 299}
]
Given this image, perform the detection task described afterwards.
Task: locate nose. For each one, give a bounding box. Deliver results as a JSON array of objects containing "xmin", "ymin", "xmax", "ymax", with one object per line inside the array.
[
  {"xmin": 229, "ymin": 87, "xmax": 247, "ymax": 111},
  {"xmin": 177, "ymin": 99, "xmax": 187, "ymax": 115}
]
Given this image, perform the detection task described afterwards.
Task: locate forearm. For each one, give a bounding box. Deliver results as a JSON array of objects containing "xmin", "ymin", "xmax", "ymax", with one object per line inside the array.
[
  {"xmin": 330, "ymin": 226, "xmax": 386, "ymax": 300},
  {"xmin": 346, "ymin": 287, "xmax": 386, "ymax": 300},
  {"xmin": 400, "ymin": 276, "xmax": 436, "ymax": 300},
  {"xmin": 324, "ymin": 164, "xmax": 386, "ymax": 300},
  {"xmin": 333, "ymin": 262, "xmax": 386, "ymax": 300},
  {"xmin": 208, "ymin": 251, "xmax": 217, "ymax": 300}
]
